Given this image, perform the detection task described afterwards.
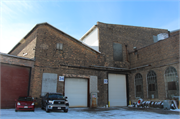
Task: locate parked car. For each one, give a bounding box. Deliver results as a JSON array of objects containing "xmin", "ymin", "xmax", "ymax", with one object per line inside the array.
[
  {"xmin": 41, "ymin": 93, "xmax": 69, "ymax": 112},
  {"xmin": 15, "ymin": 96, "xmax": 35, "ymax": 112}
]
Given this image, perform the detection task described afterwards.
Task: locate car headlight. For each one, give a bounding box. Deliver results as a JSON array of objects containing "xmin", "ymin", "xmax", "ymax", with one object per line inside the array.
[
  {"xmin": 32, "ymin": 102, "xmax": 34, "ymax": 105},
  {"xmin": 65, "ymin": 101, "xmax": 68, "ymax": 104},
  {"xmin": 48, "ymin": 100, "xmax": 53, "ymax": 104},
  {"xmin": 17, "ymin": 102, "xmax": 21, "ymax": 105}
]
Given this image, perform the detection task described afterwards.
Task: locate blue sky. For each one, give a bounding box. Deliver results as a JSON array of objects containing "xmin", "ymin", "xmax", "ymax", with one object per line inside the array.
[{"xmin": 0, "ymin": 0, "xmax": 179, "ymax": 53}]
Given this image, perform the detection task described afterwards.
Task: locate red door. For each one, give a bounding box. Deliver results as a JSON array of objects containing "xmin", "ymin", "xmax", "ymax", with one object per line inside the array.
[{"xmin": 1, "ymin": 64, "xmax": 30, "ymax": 108}]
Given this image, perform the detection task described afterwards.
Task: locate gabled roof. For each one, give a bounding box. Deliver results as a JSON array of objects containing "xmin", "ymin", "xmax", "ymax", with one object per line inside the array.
[{"xmin": 9, "ymin": 22, "xmax": 101, "ymax": 54}]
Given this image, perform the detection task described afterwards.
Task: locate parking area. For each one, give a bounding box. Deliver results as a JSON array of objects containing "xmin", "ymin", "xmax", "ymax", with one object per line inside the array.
[{"xmin": 0, "ymin": 107, "xmax": 180, "ymax": 119}]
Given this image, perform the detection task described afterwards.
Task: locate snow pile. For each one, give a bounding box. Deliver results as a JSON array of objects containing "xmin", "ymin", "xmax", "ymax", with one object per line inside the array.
[{"xmin": 0, "ymin": 107, "xmax": 180, "ymax": 119}]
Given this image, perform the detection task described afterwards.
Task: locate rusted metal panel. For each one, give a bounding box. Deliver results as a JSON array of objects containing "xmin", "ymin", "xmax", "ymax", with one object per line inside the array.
[
  {"xmin": 1, "ymin": 63, "xmax": 30, "ymax": 108},
  {"xmin": 90, "ymin": 93, "xmax": 97, "ymax": 107}
]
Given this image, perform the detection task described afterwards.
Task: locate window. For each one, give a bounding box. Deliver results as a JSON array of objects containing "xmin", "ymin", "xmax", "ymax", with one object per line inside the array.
[
  {"xmin": 165, "ymin": 67, "xmax": 179, "ymax": 98},
  {"xmin": 165, "ymin": 67, "xmax": 178, "ymax": 79},
  {"xmin": 135, "ymin": 73, "xmax": 143, "ymax": 98},
  {"xmin": 147, "ymin": 70, "xmax": 158, "ymax": 98},
  {"xmin": 56, "ymin": 43, "xmax": 63, "ymax": 50},
  {"xmin": 148, "ymin": 84, "xmax": 155, "ymax": 91},
  {"xmin": 168, "ymin": 82, "xmax": 177, "ymax": 90},
  {"xmin": 113, "ymin": 43, "xmax": 123, "ymax": 61},
  {"xmin": 136, "ymin": 85, "xmax": 141, "ymax": 92}
]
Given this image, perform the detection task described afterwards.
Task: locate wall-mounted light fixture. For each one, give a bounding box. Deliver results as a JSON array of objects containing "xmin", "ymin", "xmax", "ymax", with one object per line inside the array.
[
  {"xmin": 133, "ymin": 47, "xmax": 137, "ymax": 50},
  {"xmin": 56, "ymin": 43, "xmax": 63, "ymax": 50}
]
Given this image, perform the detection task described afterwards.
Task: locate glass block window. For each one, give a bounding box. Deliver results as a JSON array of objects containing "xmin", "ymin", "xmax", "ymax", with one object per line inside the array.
[
  {"xmin": 135, "ymin": 73, "xmax": 143, "ymax": 98},
  {"xmin": 165, "ymin": 67, "xmax": 179, "ymax": 98},
  {"xmin": 147, "ymin": 70, "xmax": 158, "ymax": 99}
]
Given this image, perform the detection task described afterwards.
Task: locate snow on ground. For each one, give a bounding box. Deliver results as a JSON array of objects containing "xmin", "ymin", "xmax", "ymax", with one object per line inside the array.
[{"xmin": 0, "ymin": 107, "xmax": 180, "ymax": 119}]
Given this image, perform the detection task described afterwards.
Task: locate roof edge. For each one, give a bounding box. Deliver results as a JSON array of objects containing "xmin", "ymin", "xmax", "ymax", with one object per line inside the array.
[
  {"xmin": 170, "ymin": 29, "xmax": 180, "ymax": 33},
  {"xmin": 80, "ymin": 25, "xmax": 97, "ymax": 41},
  {"xmin": 8, "ymin": 22, "xmax": 101, "ymax": 55},
  {"xmin": 97, "ymin": 21, "xmax": 169, "ymax": 31},
  {"xmin": 0, "ymin": 52, "xmax": 34, "ymax": 61}
]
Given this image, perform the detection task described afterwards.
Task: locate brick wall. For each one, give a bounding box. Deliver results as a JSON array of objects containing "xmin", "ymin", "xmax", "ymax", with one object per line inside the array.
[
  {"xmin": 17, "ymin": 37, "xmax": 36, "ymax": 59},
  {"xmin": 97, "ymin": 22, "xmax": 169, "ymax": 68},
  {"xmin": 128, "ymin": 33, "xmax": 179, "ymax": 102},
  {"xmin": 0, "ymin": 53, "xmax": 34, "ymax": 67},
  {"xmin": 29, "ymin": 24, "xmax": 108, "ymax": 107},
  {"xmin": 9, "ymin": 27, "xmax": 38, "ymax": 57}
]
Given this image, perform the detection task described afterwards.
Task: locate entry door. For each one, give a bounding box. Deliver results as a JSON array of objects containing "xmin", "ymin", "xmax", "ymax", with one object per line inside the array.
[
  {"xmin": 65, "ymin": 78, "xmax": 88, "ymax": 107},
  {"xmin": 108, "ymin": 74, "xmax": 127, "ymax": 106}
]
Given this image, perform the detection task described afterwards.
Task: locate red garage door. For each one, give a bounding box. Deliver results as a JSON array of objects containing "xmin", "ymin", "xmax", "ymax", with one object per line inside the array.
[{"xmin": 1, "ymin": 63, "xmax": 30, "ymax": 108}]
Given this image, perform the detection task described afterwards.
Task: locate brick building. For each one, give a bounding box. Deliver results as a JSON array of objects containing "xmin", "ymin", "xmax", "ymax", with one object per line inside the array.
[{"xmin": 3, "ymin": 22, "xmax": 179, "ymax": 108}]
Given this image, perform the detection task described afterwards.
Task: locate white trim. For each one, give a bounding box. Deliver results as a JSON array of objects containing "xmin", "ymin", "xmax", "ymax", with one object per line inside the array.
[{"xmin": 80, "ymin": 25, "xmax": 97, "ymax": 41}]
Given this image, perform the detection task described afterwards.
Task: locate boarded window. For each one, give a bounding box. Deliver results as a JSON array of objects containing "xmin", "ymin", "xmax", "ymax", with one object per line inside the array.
[
  {"xmin": 41, "ymin": 73, "xmax": 57, "ymax": 96},
  {"xmin": 113, "ymin": 43, "xmax": 123, "ymax": 61},
  {"xmin": 168, "ymin": 82, "xmax": 177, "ymax": 90}
]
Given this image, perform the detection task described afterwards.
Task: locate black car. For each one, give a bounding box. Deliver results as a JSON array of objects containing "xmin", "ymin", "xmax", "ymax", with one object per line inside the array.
[{"xmin": 41, "ymin": 93, "xmax": 69, "ymax": 112}]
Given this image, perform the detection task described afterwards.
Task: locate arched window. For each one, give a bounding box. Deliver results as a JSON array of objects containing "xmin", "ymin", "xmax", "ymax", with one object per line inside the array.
[
  {"xmin": 135, "ymin": 73, "xmax": 143, "ymax": 98},
  {"xmin": 147, "ymin": 70, "xmax": 158, "ymax": 99},
  {"xmin": 165, "ymin": 67, "xmax": 179, "ymax": 99}
]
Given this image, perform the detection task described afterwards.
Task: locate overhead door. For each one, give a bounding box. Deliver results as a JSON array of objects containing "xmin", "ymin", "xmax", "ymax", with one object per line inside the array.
[
  {"xmin": 108, "ymin": 74, "xmax": 127, "ymax": 107},
  {"xmin": 1, "ymin": 64, "xmax": 30, "ymax": 108},
  {"xmin": 65, "ymin": 78, "xmax": 87, "ymax": 107}
]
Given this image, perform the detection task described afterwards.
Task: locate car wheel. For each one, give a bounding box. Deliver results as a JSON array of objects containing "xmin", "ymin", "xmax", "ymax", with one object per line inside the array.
[
  {"xmin": 64, "ymin": 109, "xmax": 68, "ymax": 113},
  {"xmin": 15, "ymin": 110, "xmax": 17, "ymax": 112},
  {"xmin": 41, "ymin": 102, "xmax": 44, "ymax": 109},
  {"xmin": 46, "ymin": 105, "xmax": 49, "ymax": 112}
]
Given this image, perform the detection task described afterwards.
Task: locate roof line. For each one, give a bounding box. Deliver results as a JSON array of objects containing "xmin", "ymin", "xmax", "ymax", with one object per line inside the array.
[
  {"xmin": 170, "ymin": 29, "xmax": 180, "ymax": 33},
  {"xmin": 128, "ymin": 33, "xmax": 179, "ymax": 54},
  {"xmin": 80, "ymin": 25, "xmax": 97, "ymax": 41},
  {"xmin": 8, "ymin": 22, "xmax": 41, "ymax": 54},
  {"xmin": 97, "ymin": 21, "xmax": 168, "ymax": 31},
  {"xmin": 0, "ymin": 52, "xmax": 34, "ymax": 61},
  {"xmin": 44, "ymin": 23, "xmax": 100, "ymax": 54},
  {"xmin": 8, "ymin": 22, "xmax": 101, "ymax": 54}
]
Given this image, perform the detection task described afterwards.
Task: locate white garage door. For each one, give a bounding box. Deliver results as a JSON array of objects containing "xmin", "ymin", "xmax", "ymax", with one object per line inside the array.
[
  {"xmin": 65, "ymin": 78, "xmax": 87, "ymax": 107},
  {"xmin": 108, "ymin": 74, "xmax": 127, "ymax": 107}
]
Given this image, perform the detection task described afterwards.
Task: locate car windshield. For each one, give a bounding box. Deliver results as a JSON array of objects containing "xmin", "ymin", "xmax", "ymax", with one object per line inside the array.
[
  {"xmin": 48, "ymin": 94, "xmax": 64, "ymax": 99},
  {"xmin": 18, "ymin": 97, "xmax": 33, "ymax": 101}
]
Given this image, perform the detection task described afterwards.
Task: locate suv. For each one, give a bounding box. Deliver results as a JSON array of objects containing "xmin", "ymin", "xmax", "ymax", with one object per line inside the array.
[{"xmin": 41, "ymin": 93, "xmax": 69, "ymax": 112}]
